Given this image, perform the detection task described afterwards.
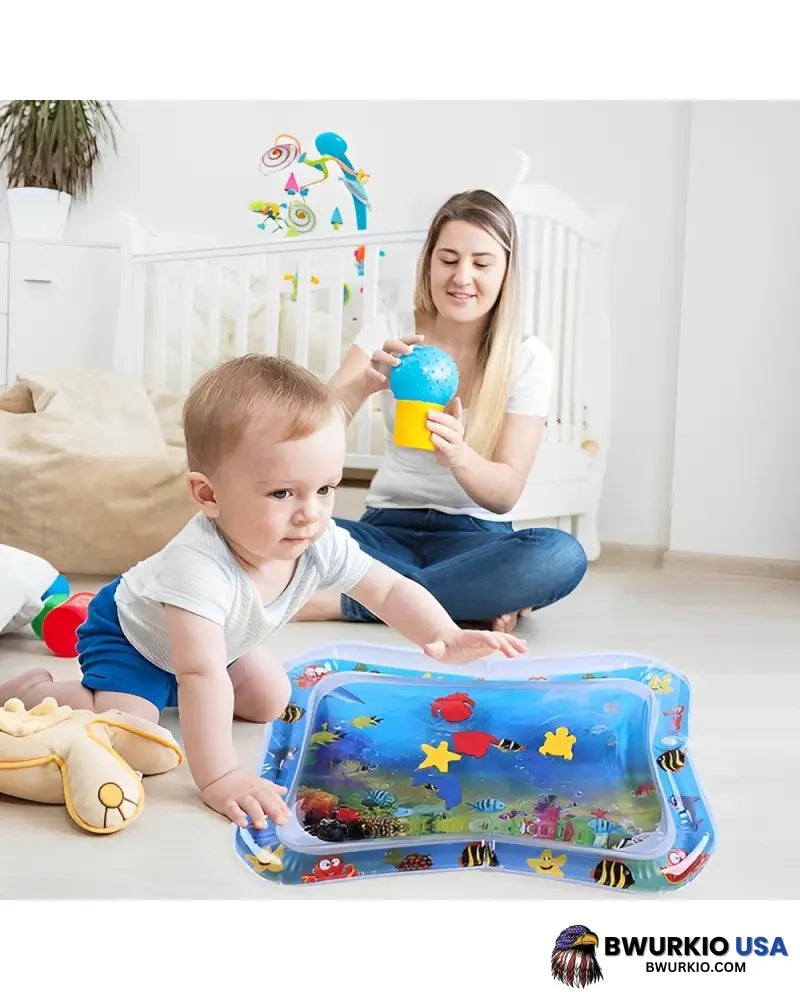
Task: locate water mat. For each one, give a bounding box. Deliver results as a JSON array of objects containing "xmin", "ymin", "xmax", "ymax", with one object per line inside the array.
[{"xmin": 234, "ymin": 643, "xmax": 714, "ymax": 892}]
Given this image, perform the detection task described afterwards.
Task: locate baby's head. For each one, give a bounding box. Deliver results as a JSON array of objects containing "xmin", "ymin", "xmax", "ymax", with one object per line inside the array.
[{"xmin": 182, "ymin": 354, "xmax": 346, "ymax": 563}]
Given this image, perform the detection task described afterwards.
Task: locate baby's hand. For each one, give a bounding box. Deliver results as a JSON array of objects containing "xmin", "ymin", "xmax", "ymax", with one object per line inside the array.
[
  {"xmin": 423, "ymin": 628, "xmax": 527, "ymax": 665},
  {"xmin": 200, "ymin": 768, "xmax": 291, "ymax": 829}
]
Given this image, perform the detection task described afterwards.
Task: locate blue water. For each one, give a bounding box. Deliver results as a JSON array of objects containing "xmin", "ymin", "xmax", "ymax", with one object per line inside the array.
[{"xmin": 292, "ymin": 675, "xmax": 662, "ymax": 846}]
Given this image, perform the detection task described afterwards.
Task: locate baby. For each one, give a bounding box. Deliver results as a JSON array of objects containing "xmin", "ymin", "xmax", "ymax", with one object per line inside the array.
[{"xmin": 0, "ymin": 355, "xmax": 526, "ymax": 829}]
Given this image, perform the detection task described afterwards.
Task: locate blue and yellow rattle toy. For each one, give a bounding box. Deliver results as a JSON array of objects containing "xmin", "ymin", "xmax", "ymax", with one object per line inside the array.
[{"xmin": 389, "ymin": 345, "xmax": 459, "ymax": 451}]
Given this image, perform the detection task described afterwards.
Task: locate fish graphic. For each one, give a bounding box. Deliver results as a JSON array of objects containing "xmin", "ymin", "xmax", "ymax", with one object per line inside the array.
[
  {"xmin": 271, "ymin": 745, "xmax": 298, "ymax": 783},
  {"xmin": 310, "ymin": 723, "xmax": 343, "ymax": 747},
  {"xmin": 332, "ymin": 759, "xmax": 377, "ymax": 776},
  {"xmin": 350, "ymin": 715, "xmax": 383, "ymax": 729},
  {"xmin": 657, "ymin": 748, "xmax": 687, "ymax": 773},
  {"xmin": 279, "ymin": 704, "xmax": 305, "ymax": 723},
  {"xmin": 492, "ymin": 738, "xmax": 527, "ymax": 753},
  {"xmin": 362, "ymin": 789, "xmax": 396, "ymax": 809},
  {"xmin": 468, "ymin": 798, "xmax": 506, "ymax": 813},
  {"xmin": 675, "ymin": 794, "xmax": 704, "ymax": 831},
  {"xmin": 459, "ymin": 842, "xmax": 499, "ymax": 868},
  {"xmin": 591, "ymin": 858, "xmax": 635, "ymax": 889}
]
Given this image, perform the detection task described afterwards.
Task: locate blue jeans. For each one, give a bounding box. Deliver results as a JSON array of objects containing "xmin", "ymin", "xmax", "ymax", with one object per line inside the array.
[{"xmin": 335, "ymin": 508, "xmax": 588, "ymax": 624}]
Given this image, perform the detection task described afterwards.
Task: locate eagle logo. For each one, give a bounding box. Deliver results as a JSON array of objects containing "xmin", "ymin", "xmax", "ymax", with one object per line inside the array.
[{"xmin": 551, "ymin": 925, "xmax": 603, "ymax": 988}]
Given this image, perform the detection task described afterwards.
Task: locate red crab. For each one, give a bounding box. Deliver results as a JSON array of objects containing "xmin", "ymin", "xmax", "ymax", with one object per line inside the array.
[
  {"xmin": 297, "ymin": 663, "xmax": 333, "ymax": 690},
  {"xmin": 431, "ymin": 692, "xmax": 476, "ymax": 723},
  {"xmin": 301, "ymin": 855, "xmax": 359, "ymax": 882}
]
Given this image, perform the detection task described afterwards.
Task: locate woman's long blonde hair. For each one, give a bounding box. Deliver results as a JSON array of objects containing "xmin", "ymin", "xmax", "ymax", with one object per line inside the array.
[{"xmin": 414, "ymin": 189, "xmax": 521, "ymax": 459}]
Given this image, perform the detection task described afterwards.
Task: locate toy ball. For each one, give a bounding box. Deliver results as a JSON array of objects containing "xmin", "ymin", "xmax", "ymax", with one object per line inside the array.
[{"xmin": 389, "ymin": 345, "xmax": 459, "ymax": 451}]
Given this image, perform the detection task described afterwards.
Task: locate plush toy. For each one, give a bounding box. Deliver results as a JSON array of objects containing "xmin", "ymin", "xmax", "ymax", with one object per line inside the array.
[{"xmin": 0, "ymin": 697, "xmax": 183, "ymax": 833}]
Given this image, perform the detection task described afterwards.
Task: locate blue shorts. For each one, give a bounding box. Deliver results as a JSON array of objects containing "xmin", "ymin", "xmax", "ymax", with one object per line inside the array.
[{"xmin": 77, "ymin": 578, "xmax": 179, "ymax": 712}]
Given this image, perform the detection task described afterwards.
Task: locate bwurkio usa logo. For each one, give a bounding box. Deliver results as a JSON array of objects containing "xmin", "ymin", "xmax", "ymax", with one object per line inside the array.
[
  {"xmin": 551, "ymin": 924, "xmax": 789, "ymax": 988},
  {"xmin": 551, "ymin": 926, "xmax": 604, "ymax": 988}
]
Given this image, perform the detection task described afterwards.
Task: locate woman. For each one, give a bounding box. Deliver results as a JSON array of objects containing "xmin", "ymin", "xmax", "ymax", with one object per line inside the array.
[{"xmin": 296, "ymin": 189, "xmax": 587, "ymax": 632}]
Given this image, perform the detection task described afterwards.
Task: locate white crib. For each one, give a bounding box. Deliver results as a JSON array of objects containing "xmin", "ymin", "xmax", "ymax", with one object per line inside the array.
[{"xmin": 114, "ymin": 156, "xmax": 619, "ymax": 559}]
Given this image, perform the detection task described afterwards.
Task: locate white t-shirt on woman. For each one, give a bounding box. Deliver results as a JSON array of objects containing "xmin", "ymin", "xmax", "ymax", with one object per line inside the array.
[{"xmin": 352, "ymin": 311, "xmax": 555, "ymax": 522}]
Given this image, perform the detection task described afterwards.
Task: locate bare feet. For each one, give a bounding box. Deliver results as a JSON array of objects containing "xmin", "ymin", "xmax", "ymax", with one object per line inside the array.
[
  {"xmin": 491, "ymin": 608, "xmax": 534, "ymax": 633},
  {"xmin": 291, "ymin": 589, "xmax": 344, "ymax": 623},
  {"xmin": 0, "ymin": 668, "xmax": 54, "ymax": 708}
]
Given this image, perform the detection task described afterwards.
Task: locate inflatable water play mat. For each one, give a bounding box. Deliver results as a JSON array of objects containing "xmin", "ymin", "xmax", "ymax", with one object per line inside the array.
[{"xmin": 234, "ymin": 644, "xmax": 714, "ymax": 891}]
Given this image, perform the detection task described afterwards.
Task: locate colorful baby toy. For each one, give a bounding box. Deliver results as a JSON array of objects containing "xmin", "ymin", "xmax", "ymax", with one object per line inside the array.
[
  {"xmin": 234, "ymin": 642, "xmax": 715, "ymax": 893},
  {"xmin": 0, "ymin": 544, "xmax": 92, "ymax": 657},
  {"xmin": 389, "ymin": 345, "xmax": 459, "ymax": 451}
]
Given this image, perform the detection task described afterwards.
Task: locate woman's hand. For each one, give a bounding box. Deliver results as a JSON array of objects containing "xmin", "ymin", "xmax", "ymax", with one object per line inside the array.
[
  {"xmin": 427, "ymin": 396, "xmax": 468, "ymax": 468},
  {"xmin": 364, "ymin": 333, "xmax": 425, "ymax": 392}
]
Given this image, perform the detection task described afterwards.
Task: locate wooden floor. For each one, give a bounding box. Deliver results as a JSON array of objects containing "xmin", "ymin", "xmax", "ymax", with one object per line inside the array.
[{"xmin": 1, "ymin": 563, "xmax": 798, "ymax": 900}]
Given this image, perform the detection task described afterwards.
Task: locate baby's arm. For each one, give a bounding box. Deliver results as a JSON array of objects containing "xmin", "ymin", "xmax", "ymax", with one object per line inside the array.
[
  {"xmin": 345, "ymin": 562, "xmax": 526, "ymax": 664},
  {"xmin": 164, "ymin": 605, "xmax": 290, "ymax": 829}
]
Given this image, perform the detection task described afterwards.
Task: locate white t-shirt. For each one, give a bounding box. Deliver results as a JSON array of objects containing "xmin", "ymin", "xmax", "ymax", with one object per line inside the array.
[
  {"xmin": 353, "ymin": 312, "xmax": 555, "ymax": 521},
  {"xmin": 114, "ymin": 514, "xmax": 372, "ymax": 672}
]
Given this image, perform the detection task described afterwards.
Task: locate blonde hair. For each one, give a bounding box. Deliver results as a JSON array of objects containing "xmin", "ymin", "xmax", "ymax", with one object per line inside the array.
[
  {"xmin": 182, "ymin": 354, "xmax": 335, "ymax": 473},
  {"xmin": 414, "ymin": 189, "xmax": 521, "ymax": 459}
]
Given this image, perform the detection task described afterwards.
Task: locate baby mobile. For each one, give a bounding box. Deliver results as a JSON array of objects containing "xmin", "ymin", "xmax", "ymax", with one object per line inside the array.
[
  {"xmin": 248, "ymin": 130, "xmax": 371, "ymax": 237},
  {"xmin": 248, "ymin": 130, "xmax": 383, "ymax": 318}
]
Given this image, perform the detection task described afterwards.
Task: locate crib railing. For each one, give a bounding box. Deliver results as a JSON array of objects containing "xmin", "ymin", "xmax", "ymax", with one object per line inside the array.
[
  {"xmin": 512, "ymin": 186, "xmax": 610, "ymax": 456},
  {"xmin": 116, "ymin": 229, "xmax": 426, "ymax": 467}
]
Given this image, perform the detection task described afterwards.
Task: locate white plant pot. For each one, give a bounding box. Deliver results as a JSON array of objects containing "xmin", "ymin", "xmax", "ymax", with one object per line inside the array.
[{"xmin": 5, "ymin": 187, "xmax": 72, "ymax": 241}]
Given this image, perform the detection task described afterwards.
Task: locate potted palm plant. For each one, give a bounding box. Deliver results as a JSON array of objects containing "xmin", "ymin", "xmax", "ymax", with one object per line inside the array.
[{"xmin": 0, "ymin": 100, "xmax": 118, "ymax": 240}]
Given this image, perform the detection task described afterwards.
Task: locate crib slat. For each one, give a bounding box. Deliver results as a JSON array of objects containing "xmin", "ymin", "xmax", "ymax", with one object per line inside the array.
[
  {"xmin": 261, "ymin": 255, "xmax": 281, "ymax": 357},
  {"xmin": 549, "ymin": 223, "xmax": 566, "ymax": 444},
  {"xmin": 572, "ymin": 240, "xmax": 590, "ymax": 446},
  {"xmin": 131, "ymin": 263, "xmax": 146, "ymax": 381},
  {"xmin": 325, "ymin": 250, "xmax": 346, "ymax": 380},
  {"xmin": 208, "ymin": 262, "xmax": 223, "ymax": 367},
  {"xmin": 536, "ymin": 219, "xmax": 553, "ymax": 347},
  {"xmin": 355, "ymin": 243, "xmax": 381, "ymax": 454},
  {"xmin": 561, "ymin": 233, "xmax": 579, "ymax": 446},
  {"xmin": 234, "ymin": 260, "xmax": 250, "ymax": 357},
  {"xmin": 179, "ymin": 262, "xmax": 194, "ymax": 394},
  {"xmin": 152, "ymin": 263, "xmax": 170, "ymax": 387},
  {"xmin": 521, "ymin": 216, "xmax": 538, "ymax": 341},
  {"xmin": 294, "ymin": 253, "xmax": 313, "ymax": 367}
]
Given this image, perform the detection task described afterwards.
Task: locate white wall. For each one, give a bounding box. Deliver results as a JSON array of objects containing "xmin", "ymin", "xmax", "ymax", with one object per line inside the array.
[
  {"xmin": 0, "ymin": 101, "xmax": 691, "ymax": 550},
  {"xmin": 669, "ymin": 102, "xmax": 800, "ymax": 561}
]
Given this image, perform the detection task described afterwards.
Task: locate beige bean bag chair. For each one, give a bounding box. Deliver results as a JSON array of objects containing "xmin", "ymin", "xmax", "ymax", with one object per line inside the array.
[{"xmin": 0, "ymin": 370, "xmax": 196, "ymax": 576}]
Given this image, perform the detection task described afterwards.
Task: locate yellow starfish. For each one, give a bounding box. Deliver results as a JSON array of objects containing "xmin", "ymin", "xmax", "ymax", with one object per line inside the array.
[
  {"xmin": 648, "ymin": 673, "xmax": 673, "ymax": 694},
  {"xmin": 416, "ymin": 740, "xmax": 462, "ymax": 774},
  {"xmin": 527, "ymin": 848, "xmax": 567, "ymax": 877},
  {"xmin": 246, "ymin": 845, "xmax": 286, "ymax": 873}
]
